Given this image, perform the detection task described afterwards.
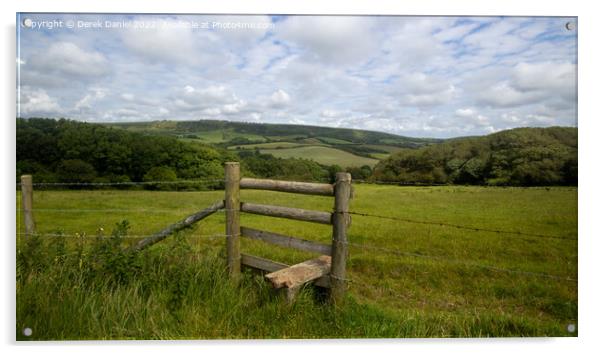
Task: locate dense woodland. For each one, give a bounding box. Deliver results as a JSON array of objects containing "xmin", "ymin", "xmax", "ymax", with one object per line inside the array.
[
  {"xmin": 371, "ymin": 127, "xmax": 577, "ymax": 186},
  {"xmin": 16, "ymin": 118, "xmax": 334, "ymax": 189},
  {"xmin": 17, "ymin": 118, "xmax": 577, "ymax": 188}
]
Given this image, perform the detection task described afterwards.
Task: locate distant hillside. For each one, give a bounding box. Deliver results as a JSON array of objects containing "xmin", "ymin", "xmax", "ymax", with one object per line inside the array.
[
  {"xmin": 372, "ymin": 127, "xmax": 577, "ymax": 186},
  {"xmin": 17, "ymin": 118, "xmax": 353, "ymax": 186},
  {"xmin": 105, "ymin": 120, "xmax": 441, "ymax": 169},
  {"xmin": 106, "ymin": 120, "xmax": 440, "ymax": 148},
  {"xmin": 18, "ymin": 118, "xmax": 578, "ymax": 187}
]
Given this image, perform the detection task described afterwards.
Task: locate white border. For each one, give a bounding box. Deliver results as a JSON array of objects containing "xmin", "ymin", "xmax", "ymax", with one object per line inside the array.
[{"xmin": 3, "ymin": 1, "xmax": 601, "ymax": 353}]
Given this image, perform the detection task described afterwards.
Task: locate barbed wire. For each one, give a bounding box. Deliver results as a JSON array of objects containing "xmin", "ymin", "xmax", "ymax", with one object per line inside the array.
[
  {"xmin": 353, "ymin": 179, "xmax": 449, "ymax": 186},
  {"xmin": 347, "ymin": 210, "xmax": 576, "ymax": 241},
  {"xmin": 16, "ymin": 234, "xmax": 575, "ymax": 283},
  {"xmin": 28, "ymin": 208, "xmax": 227, "ymax": 214},
  {"xmin": 16, "ymin": 232, "xmax": 228, "ymax": 239},
  {"xmin": 18, "ymin": 177, "xmax": 577, "ymax": 188},
  {"xmin": 17, "ymin": 178, "xmax": 226, "ymax": 187}
]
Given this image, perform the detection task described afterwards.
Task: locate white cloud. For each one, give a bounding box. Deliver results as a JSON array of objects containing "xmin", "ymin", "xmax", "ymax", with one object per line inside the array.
[
  {"xmin": 17, "ymin": 14, "xmax": 577, "ymax": 138},
  {"xmin": 120, "ymin": 18, "xmax": 222, "ymax": 66},
  {"xmin": 18, "ymin": 87, "xmax": 62, "ymax": 116},
  {"xmin": 395, "ymin": 73, "xmax": 457, "ymax": 107},
  {"xmin": 28, "ymin": 42, "xmax": 109, "ymax": 78},
  {"xmin": 75, "ymin": 88, "xmax": 107, "ymax": 111},
  {"xmin": 321, "ymin": 109, "xmax": 346, "ymax": 118},
  {"xmin": 270, "ymin": 89, "xmax": 291, "ymax": 107},
  {"xmin": 455, "ymin": 108, "xmax": 475, "ymax": 118},
  {"xmin": 121, "ymin": 93, "xmax": 135, "ymax": 101},
  {"xmin": 512, "ymin": 62, "xmax": 575, "ymax": 96},
  {"xmin": 277, "ymin": 16, "xmax": 379, "ymax": 65}
]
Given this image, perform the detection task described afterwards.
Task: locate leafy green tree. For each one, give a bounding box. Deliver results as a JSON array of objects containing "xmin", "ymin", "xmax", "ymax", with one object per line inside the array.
[
  {"xmin": 57, "ymin": 159, "xmax": 97, "ymax": 185},
  {"xmin": 143, "ymin": 166, "xmax": 178, "ymax": 191}
]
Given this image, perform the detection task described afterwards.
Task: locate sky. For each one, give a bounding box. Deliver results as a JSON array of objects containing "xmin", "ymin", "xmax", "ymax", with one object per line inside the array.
[{"xmin": 16, "ymin": 14, "xmax": 577, "ymax": 138}]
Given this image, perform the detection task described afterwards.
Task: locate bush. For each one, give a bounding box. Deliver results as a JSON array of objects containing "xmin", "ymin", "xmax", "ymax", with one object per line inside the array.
[
  {"xmin": 57, "ymin": 159, "xmax": 97, "ymax": 185},
  {"xmin": 143, "ymin": 166, "xmax": 178, "ymax": 191}
]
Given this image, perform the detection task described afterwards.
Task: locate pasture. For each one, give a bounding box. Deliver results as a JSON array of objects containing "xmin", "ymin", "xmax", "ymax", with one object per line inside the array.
[
  {"xmin": 16, "ymin": 185, "xmax": 577, "ymax": 339},
  {"xmin": 260, "ymin": 145, "xmax": 379, "ymax": 168}
]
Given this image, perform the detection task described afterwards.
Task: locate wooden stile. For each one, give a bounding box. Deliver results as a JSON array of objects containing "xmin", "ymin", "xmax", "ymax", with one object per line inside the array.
[{"xmin": 224, "ymin": 162, "xmax": 349, "ymax": 302}]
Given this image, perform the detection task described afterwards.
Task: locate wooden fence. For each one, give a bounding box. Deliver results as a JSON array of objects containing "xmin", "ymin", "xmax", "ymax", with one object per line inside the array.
[{"xmin": 19, "ymin": 162, "xmax": 352, "ymax": 304}]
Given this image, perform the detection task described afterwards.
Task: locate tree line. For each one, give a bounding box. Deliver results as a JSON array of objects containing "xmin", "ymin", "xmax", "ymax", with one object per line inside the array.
[
  {"xmin": 17, "ymin": 119, "xmax": 577, "ymax": 188},
  {"xmin": 371, "ymin": 127, "xmax": 577, "ymax": 186},
  {"xmin": 16, "ymin": 118, "xmax": 349, "ymax": 189}
]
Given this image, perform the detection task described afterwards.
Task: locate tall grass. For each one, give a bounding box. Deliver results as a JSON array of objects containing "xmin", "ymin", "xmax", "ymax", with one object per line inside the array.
[{"xmin": 16, "ymin": 185, "xmax": 578, "ymax": 339}]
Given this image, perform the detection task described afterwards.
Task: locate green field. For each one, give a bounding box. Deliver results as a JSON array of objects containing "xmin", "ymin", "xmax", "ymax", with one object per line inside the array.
[
  {"xmin": 260, "ymin": 146, "xmax": 379, "ymax": 168},
  {"xmin": 16, "ymin": 185, "xmax": 577, "ymax": 339},
  {"xmin": 227, "ymin": 142, "xmax": 308, "ymax": 150}
]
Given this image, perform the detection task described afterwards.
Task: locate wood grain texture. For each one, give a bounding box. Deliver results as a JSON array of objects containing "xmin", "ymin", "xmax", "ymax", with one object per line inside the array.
[
  {"xmin": 241, "ymin": 253, "xmax": 330, "ymax": 288},
  {"xmin": 240, "ymin": 177, "xmax": 334, "ymax": 196},
  {"xmin": 265, "ymin": 255, "xmax": 332, "ymax": 289},
  {"xmin": 330, "ymin": 172, "xmax": 352, "ymax": 304},
  {"xmin": 225, "ymin": 162, "xmax": 241, "ymax": 278},
  {"xmin": 132, "ymin": 200, "xmax": 224, "ymax": 251},
  {"xmin": 241, "ymin": 202, "xmax": 332, "ymax": 225},
  {"xmin": 20, "ymin": 175, "xmax": 36, "ymax": 237},
  {"xmin": 241, "ymin": 226, "xmax": 332, "ymax": 255}
]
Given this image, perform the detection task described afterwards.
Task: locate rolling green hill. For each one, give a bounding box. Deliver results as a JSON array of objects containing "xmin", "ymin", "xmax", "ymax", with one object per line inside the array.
[
  {"xmin": 105, "ymin": 119, "xmax": 439, "ymax": 170},
  {"xmin": 19, "ymin": 118, "xmax": 577, "ymax": 186},
  {"xmin": 372, "ymin": 127, "xmax": 577, "ymax": 186},
  {"xmin": 107, "ymin": 120, "xmax": 439, "ymax": 147},
  {"xmin": 260, "ymin": 145, "xmax": 380, "ymax": 168}
]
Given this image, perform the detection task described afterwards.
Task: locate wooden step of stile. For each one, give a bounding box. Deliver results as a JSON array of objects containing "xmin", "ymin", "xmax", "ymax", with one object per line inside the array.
[{"xmin": 265, "ymin": 255, "xmax": 331, "ymax": 289}]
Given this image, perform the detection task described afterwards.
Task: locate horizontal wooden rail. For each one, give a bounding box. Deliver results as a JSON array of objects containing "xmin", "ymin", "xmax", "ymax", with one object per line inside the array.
[
  {"xmin": 241, "ymin": 253, "xmax": 330, "ymax": 288},
  {"xmin": 240, "ymin": 178, "xmax": 334, "ymax": 196},
  {"xmin": 131, "ymin": 200, "xmax": 224, "ymax": 251},
  {"xmin": 241, "ymin": 226, "xmax": 332, "ymax": 255},
  {"xmin": 240, "ymin": 202, "xmax": 332, "ymax": 225}
]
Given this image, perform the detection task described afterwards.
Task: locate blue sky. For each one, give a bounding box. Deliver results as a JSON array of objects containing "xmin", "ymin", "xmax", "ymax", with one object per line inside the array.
[{"xmin": 17, "ymin": 14, "xmax": 577, "ymax": 138}]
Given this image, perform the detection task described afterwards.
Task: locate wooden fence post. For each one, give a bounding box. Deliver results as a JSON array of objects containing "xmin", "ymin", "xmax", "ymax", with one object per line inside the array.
[
  {"xmin": 21, "ymin": 175, "xmax": 36, "ymax": 238},
  {"xmin": 225, "ymin": 162, "xmax": 241, "ymax": 280},
  {"xmin": 330, "ymin": 172, "xmax": 351, "ymax": 304}
]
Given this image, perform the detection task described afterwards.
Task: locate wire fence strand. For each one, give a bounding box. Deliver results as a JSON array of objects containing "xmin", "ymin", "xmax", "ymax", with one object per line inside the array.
[
  {"xmin": 28, "ymin": 208, "xmax": 227, "ymax": 214},
  {"xmin": 16, "ymin": 178, "xmax": 226, "ymax": 187},
  {"xmin": 347, "ymin": 210, "xmax": 575, "ymax": 241},
  {"xmin": 15, "ymin": 180, "xmax": 577, "ymax": 286},
  {"xmin": 16, "ymin": 232, "xmax": 228, "ymax": 239}
]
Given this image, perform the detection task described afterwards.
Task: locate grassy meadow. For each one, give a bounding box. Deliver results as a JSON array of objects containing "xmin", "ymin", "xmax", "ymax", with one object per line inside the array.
[
  {"xmin": 260, "ymin": 145, "xmax": 379, "ymax": 168},
  {"xmin": 16, "ymin": 185, "xmax": 577, "ymax": 339}
]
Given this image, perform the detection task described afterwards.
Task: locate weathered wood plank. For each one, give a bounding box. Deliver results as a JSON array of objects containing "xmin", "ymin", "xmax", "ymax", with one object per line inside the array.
[
  {"xmin": 330, "ymin": 172, "xmax": 352, "ymax": 304},
  {"xmin": 240, "ymin": 178, "xmax": 334, "ymax": 196},
  {"xmin": 265, "ymin": 255, "xmax": 332, "ymax": 289},
  {"xmin": 241, "ymin": 253, "xmax": 330, "ymax": 288},
  {"xmin": 241, "ymin": 253, "xmax": 288, "ymax": 273},
  {"xmin": 241, "ymin": 227, "xmax": 332, "ymax": 255},
  {"xmin": 225, "ymin": 162, "xmax": 241, "ymax": 278},
  {"xmin": 131, "ymin": 200, "xmax": 224, "ymax": 251},
  {"xmin": 20, "ymin": 175, "xmax": 36, "ymax": 237},
  {"xmin": 240, "ymin": 202, "xmax": 332, "ymax": 225}
]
